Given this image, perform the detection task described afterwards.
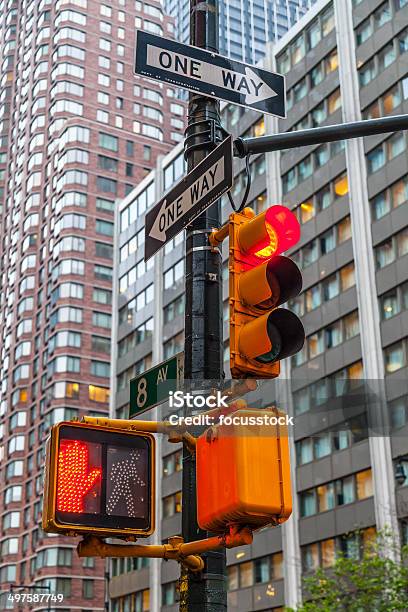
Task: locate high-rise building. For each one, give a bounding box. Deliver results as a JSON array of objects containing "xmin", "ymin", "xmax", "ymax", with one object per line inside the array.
[
  {"xmin": 0, "ymin": 1, "xmax": 186, "ymax": 610},
  {"xmin": 165, "ymin": 0, "xmax": 316, "ymax": 63},
  {"xmin": 110, "ymin": 0, "xmax": 408, "ymax": 610}
]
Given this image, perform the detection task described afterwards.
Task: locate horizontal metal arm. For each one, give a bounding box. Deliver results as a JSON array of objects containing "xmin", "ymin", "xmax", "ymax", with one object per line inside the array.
[
  {"xmin": 233, "ymin": 114, "xmax": 408, "ymax": 157},
  {"xmin": 77, "ymin": 527, "xmax": 253, "ymax": 573},
  {"xmin": 81, "ymin": 416, "xmax": 197, "ymax": 452}
]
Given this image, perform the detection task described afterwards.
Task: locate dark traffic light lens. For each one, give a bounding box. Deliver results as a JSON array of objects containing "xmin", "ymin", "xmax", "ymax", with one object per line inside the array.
[
  {"xmin": 255, "ymin": 309, "xmax": 305, "ymax": 364},
  {"xmin": 256, "ymin": 322, "xmax": 282, "ymax": 363}
]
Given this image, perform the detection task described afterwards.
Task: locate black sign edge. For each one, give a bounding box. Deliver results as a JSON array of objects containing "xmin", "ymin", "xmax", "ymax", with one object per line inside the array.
[
  {"xmin": 134, "ymin": 30, "xmax": 287, "ymax": 119},
  {"xmin": 144, "ymin": 135, "xmax": 233, "ymax": 262}
]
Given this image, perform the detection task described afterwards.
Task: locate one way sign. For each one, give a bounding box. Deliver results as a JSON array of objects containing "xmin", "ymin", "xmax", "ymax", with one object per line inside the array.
[
  {"xmin": 144, "ymin": 136, "xmax": 233, "ymax": 261},
  {"xmin": 135, "ymin": 31, "xmax": 286, "ymax": 117}
]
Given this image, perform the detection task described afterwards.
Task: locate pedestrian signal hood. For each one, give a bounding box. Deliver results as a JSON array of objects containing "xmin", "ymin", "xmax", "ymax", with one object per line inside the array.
[{"xmin": 196, "ymin": 409, "xmax": 292, "ymax": 532}]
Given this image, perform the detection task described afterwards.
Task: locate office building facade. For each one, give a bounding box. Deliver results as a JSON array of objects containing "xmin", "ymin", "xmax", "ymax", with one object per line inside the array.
[
  {"xmin": 0, "ymin": 0, "xmax": 186, "ymax": 610},
  {"xmin": 111, "ymin": 0, "xmax": 408, "ymax": 610},
  {"xmin": 165, "ymin": 0, "xmax": 316, "ymax": 63}
]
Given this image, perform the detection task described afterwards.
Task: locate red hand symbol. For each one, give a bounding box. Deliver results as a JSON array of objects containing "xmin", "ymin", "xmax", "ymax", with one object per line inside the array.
[{"xmin": 57, "ymin": 440, "xmax": 101, "ymax": 513}]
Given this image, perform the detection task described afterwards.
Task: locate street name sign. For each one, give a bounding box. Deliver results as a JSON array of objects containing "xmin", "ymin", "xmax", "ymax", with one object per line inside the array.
[
  {"xmin": 129, "ymin": 353, "xmax": 184, "ymax": 417},
  {"xmin": 135, "ymin": 31, "xmax": 286, "ymax": 117},
  {"xmin": 144, "ymin": 135, "xmax": 233, "ymax": 261}
]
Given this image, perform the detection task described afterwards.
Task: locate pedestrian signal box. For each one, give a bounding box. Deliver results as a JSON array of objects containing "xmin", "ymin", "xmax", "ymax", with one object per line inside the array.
[
  {"xmin": 196, "ymin": 410, "xmax": 292, "ymax": 532},
  {"xmin": 42, "ymin": 422, "xmax": 155, "ymax": 538},
  {"xmin": 229, "ymin": 206, "xmax": 305, "ymax": 378}
]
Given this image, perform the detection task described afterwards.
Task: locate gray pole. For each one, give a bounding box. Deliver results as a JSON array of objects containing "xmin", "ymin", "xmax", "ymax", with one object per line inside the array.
[{"xmin": 181, "ymin": 0, "xmax": 227, "ymax": 610}]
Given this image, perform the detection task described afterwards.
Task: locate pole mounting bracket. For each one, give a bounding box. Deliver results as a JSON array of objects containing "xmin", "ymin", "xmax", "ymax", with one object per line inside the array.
[{"xmin": 183, "ymin": 119, "xmax": 229, "ymax": 160}]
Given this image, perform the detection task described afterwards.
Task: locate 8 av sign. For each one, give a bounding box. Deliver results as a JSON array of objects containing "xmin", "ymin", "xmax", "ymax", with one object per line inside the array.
[
  {"xmin": 144, "ymin": 135, "xmax": 233, "ymax": 261},
  {"xmin": 129, "ymin": 353, "xmax": 184, "ymax": 417},
  {"xmin": 135, "ymin": 31, "xmax": 286, "ymax": 117}
]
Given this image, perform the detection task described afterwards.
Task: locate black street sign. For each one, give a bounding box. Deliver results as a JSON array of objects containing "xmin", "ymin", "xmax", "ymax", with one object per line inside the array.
[
  {"xmin": 144, "ymin": 135, "xmax": 233, "ymax": 261},
  {"xmin": 135, "ymin": 31, "xmax": 286, "ymax": 117}
]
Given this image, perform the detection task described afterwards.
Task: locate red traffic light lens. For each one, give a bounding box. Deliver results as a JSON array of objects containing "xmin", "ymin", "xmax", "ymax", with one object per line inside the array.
[
  {"xmin": 238, "ymin": 205, "xmax": 300, "ymax": 264},
  {"xmin": 255, "ymin": 206, "xmax": 300, "ymax": 260}
]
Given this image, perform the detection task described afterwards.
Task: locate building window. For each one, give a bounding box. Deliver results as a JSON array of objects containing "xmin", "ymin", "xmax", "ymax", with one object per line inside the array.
[
  {"xmin": 379, "ymin": 281, "xmax": 408, "ymax": 320},
  {"xmin": 293, "ymin": 361, "xmax": 363, "ymax": 415},
  {"xmin": 92, "ymin": 336, "xmax": 110, "ymax": 354},
  {"xmin": 164, "ymin": 332, "xmax": 184, "ymax": 359},
  {"xmin": 91, "ymin": 360, "xmax": 110, "ymax": 378},
  {"xmin": 99, "ymin": 132, "xmax": 118, "ymax": 152},
  {"xmin": 162, "ymin": 582, "xmax": 178, "ymax": 606},
  {"xmin": 95, "ymin": 242, "xmax": 113, "ymax": 259},
  {"xmin": 93, "ymin": 288, "xmax": 112, "ymax": 304},
  {"xmin": 163, "ymin": 450, "xmax": 182, "ymax": 477},
  {"xmin": 164, "ymin": 295, "xmax": 185, "ymax": 323},
  {"xmin": 142, "ymin": 124, "xmax": 163, "ymax": 140},
  {"xmin": 299, "ymin": 470, "xmax": 373, "ymax": 517},
  {"xmin": 97, "ymin": 176, "xmax": 117, "ymax": 194},
  {"xmin": 88, "ymin": 385, "xmax": 109, "ymax": 403},
  {"xmin": 96, "ymin": 219, "xmax": 114, "ymax": 236},
  {"xmin": 164, "ymin": 260, "xmax": 184, "ymax": 290},
  {"xmin": 82, "ymin": 580, "xmax": 94, "ymax": 599},
  {"xmin": 162, "ymin": 492, "xmax": 182, "ymax": 517},
  {"xmin": 96, "ymin": 197, "xmax": 115, "ymax": 213},
  {"xmin": 384, "ymin": 340, "xmax": 406, "ymax": 373},
  {"xmin": 93, "ymin": 311, "xmax": 112, "ymax": 328},
  {"xmin": 374, "ymin": 227, "xmax": 408, "ymax": 268},
  {"xmin": 98, "ymin": 155, "xmax": 118, "ymax": 172},
  {"xmin": 126, "ymin": 140, "xmax": 134, "ymax": 156}
]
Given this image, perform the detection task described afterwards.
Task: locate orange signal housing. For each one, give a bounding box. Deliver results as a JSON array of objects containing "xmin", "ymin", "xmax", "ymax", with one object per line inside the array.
[
  {"xmin": 229, "ymin": 206, "xmax": 304, "ymax": 378},
  {"xmin": 196, "ymin": 409, "xmax": 292, "ymax": 533},
  {"xmin": 229, "ymin": 208, "xmax": 281, "ymax": 378}
]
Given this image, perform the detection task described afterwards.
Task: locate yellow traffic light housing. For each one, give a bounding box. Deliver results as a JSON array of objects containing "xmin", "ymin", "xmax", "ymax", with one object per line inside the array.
[
  {"xmin": 196, "ymin": 408, "xmax": 292, "ymax": 532},
  {"xmin": 42, "ymin": 422, "xmax": 155, "ymax": 538},
  {"xmin": 229, "ymin": 206, "xmax": 305, "ymax": 378}
]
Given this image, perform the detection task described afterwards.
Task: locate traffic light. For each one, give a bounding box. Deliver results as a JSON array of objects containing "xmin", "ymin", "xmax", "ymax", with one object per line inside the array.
[
  {"xmin": 196, "ymin": 409, "xmax": 292, "ymax": 532},
  {"xmin": 42, "ymin": 422, "xmax": 155, "ymax": 538},
  {"xmin": 229, "ymin": 206, "xmax": 305, "ymax": 378}
]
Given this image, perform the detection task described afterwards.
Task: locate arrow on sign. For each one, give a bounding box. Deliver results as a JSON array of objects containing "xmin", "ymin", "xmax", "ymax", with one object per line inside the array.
[
  {"xmin": 149, "ymin": 157, "xmax": 224, "ymax": 243},
  {"xmin": 144, "ymin": 136, "xmax": 233, "ymax": 261},
  {"xmin": 135, "ymin": 31, "xmax": 286, "ymax": 117},
  {"xmin": 146, "ymin": 45, "xmax": 277, "ymax": 108}
]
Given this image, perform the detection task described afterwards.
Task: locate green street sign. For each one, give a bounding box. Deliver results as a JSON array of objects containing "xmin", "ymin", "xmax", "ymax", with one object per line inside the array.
[{"xmin": 129, "ymin": 353, "xmax": 184, "ymax": 417}]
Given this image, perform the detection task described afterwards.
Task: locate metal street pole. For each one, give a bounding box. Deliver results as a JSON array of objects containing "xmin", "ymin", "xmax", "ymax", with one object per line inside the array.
[
  {"xmin": 234, "ymin": 113, "xmax": 408, "ymax": 156},
  {"xmin": 181, "ymin": 0, "xmax": 227, "ymax": 610}
]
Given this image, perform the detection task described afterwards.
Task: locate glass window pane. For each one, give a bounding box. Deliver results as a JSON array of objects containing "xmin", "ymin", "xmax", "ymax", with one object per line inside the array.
[
  {"xmin": 239, "ymin": 562, "xmax": 253, "ymax": 588},
  {"xmin": 321, "ymin": 539, "xmax": 335, "ymax": 567},
  {"xmin": 314, "ymin": 433, "xmax": 331, "ymax": 459},
  {"xmin": 356, "ymin": 469, "xmax": 373, "ymax": 499},
  {"xmin": 300, "ymin": 490, "xmax": 316, "ymax": 516},
  {"xmin": 380, "ymin": 289, "xmax": 398, "ymax": 320},
  {"xmin": 302, "ymin": 543, "xmax": 319, "ymax": 572}
]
